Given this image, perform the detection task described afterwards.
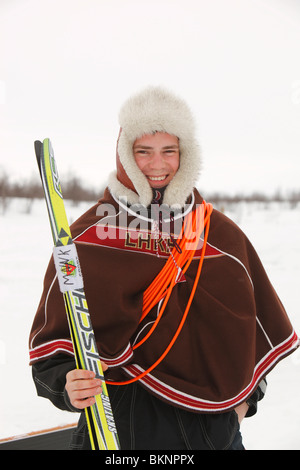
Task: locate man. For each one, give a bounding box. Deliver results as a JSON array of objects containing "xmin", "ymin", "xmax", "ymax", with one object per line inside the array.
[{"xmin": 29, "ymin": 87, "xmax": 298, "ymax": 450}]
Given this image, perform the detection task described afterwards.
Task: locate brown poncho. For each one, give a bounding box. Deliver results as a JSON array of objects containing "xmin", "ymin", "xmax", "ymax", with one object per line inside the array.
[{"xmin": 29, "ymin": 188, "xmax": 299, "ymax": 413}]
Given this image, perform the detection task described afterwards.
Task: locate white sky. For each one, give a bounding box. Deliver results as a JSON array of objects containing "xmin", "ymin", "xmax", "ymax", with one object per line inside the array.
[{"xmin": 0, "ymin": 0, "xmax": 300, "ymax": 196}]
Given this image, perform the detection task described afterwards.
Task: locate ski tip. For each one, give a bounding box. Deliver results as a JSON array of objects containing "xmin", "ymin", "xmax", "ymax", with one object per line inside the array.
[{"xmin": 34, "ymin": 140, "xmax": 43, "ymax": 157}]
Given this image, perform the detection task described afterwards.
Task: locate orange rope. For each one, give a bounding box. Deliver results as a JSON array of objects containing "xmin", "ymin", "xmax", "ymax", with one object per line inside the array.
[
  {"xmin": 134, "ymin": 203, "xmax": 206, "ymax": 348},
  {"xmin": 107, "ymin": 201, "xmax": 213, "ymax": 386},
  {"xmin": 141, "ymin": 202, "xmax": 204, "ymax": 318}
]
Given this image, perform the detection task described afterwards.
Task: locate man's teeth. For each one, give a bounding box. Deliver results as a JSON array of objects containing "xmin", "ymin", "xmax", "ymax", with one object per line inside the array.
[{"xmin": 148, "ymin": 176, "xmax": 167, "ymax": 181}]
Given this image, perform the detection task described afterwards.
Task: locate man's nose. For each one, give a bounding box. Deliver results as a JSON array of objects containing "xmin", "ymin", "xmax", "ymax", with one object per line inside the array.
[{"xmin": 149, "ymin": 151, "xmax": 164, "ymax": 169}]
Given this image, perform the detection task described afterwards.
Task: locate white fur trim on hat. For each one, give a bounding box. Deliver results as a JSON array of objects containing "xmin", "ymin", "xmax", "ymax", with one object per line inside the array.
[{"xmin": 110, "ymin": 86, "xmax": 202, "ymax": 208}]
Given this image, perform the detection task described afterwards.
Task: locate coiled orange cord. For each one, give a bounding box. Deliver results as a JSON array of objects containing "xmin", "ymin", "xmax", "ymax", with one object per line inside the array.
[{"xmin": 108, "ymin": 201, "xmax": 213, "ymax": 385}]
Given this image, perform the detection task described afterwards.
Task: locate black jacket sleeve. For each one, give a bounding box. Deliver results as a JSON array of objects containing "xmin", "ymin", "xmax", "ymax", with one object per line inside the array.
[
  {"xmin": 32, "ymin": 354, "xmax": 81, "ymax": 413},
  {"xmin": 245, "ymin": 378, "xmax": 267, "ymax": 417},
  {"xmin": 32, "ymin": 353, "xmax": 267, "ymax": 418}
]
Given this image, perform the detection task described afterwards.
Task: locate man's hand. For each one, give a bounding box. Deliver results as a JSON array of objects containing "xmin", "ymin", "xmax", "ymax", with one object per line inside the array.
[
  {"xmin": 65, "ymin": 362, "xmax": 108, "ymax": 410},
  {"xmin": 235, "ymin": 402, "xmax": 249, "ymax": 423}
]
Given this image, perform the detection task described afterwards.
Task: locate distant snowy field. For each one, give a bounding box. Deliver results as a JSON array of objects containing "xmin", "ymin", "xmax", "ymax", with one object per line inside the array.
[{"xmin": 0, "ymin": 198, "xmax": 299, "ymax": 449}]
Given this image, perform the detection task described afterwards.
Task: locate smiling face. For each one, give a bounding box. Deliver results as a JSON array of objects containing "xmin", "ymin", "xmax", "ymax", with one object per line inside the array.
[{"xmin": 133, "ymin": 132, "xmax": 180, "ymax": 188}]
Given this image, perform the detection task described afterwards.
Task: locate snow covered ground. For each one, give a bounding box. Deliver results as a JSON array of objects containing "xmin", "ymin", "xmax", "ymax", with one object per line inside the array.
[{"xmin": 0, "ymin": 197, "xmax": 299, "ymax": 449}]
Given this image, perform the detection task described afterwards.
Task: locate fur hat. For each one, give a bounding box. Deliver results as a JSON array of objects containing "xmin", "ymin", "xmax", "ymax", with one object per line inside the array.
[{"xmin": 108, "ymin": 86, "xmax": 201, "ymax": 208}]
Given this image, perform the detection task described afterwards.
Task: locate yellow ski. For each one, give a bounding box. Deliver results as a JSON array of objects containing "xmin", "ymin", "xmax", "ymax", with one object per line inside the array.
[{"xmin": 35, "ymin": 138, "xmax": 120, "ymax": 450}]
